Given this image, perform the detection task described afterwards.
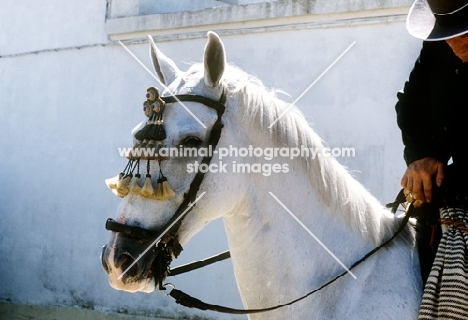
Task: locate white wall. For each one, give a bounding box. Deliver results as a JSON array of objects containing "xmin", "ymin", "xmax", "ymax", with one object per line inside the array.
[{"xmin": 0, "ymin": 0, "xmax": 422, "ymax": 319}]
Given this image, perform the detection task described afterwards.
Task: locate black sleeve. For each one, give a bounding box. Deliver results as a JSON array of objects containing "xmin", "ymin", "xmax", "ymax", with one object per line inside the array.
[{"xmin": 395, "ymin": 42, "xmax": 445, "ymax": 165}]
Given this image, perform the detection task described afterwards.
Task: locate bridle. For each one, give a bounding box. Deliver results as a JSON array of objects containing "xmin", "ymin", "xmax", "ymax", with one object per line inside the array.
[
  {"xmin": 104, "ymin": 89, "xmax": 413, "ymax": 315},
  {"xmin": 105, "ymin": 90, "xmax": 227, "ymax": 289}
]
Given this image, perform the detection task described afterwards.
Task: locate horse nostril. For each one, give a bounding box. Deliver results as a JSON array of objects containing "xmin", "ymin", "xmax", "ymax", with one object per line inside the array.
[{"xmin": 116, "ymin": 253, "xmax": 138, "ymax": 278}]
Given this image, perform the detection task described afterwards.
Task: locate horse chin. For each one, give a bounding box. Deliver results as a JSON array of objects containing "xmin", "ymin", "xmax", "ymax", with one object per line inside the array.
[{"xmin": 109, "ymin": 272, "xmax": 156, "ymax": 293}]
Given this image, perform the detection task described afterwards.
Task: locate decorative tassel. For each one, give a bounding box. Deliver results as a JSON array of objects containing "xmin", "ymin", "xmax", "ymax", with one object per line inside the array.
[
  {"xmin": 140, "ymin": 174, "xmax": 154, "ymax": 198},
  {"xmin": 117, "ymin": 173, "xmax": 132, "ymax": 189},
  {"xmin": 113, "ymin": 189, "xmax": 129, "ymax": 198},
  {"xmin": 146, "ymin": 140, "xmax": 156, "ymax": 149},
  {"xmin": 139, "ymin": 139, "xmax": 148, "ymax": 149},
  {"xmin": 106, "ymin": 86, "xmax": 170, "ymax": 199},
  {"xmin": 129, "ymin": 173, "xmax": 142, "ymax": 194},
  {"xmin": 153, "ymin": 176, "xmax": 175, "ymax": 200},
  {"xmin": 161, "ymin": 178, "xmax": 175, "ymax": 199},
  {"xmin": 105, "ymin": 173, "xmax": 123, "ymax": 190},
  {"xmin": 136, "ymin": 89, "xmax": 166, "ymax": 142},
  {"xmin": 134, "ymin": 121, "xmax": 153, "ymax": 141},
  {"xmin": 147, "ymin": 120, "xmax": 166, "ymax": 141},
  {"xmin": 115, "ymin": 174, "xmax": 132, "ymax": 198},
  {"xmin": 156, "ymin": 121, "xmax": 166, "ymax": 140},
  {"xmin": 105, "ymin": 160, "xmax": 135, "ymax": 197},
  {"xmin": 110, "ymin": 189, "xmax": 122, "ymax": 198}
]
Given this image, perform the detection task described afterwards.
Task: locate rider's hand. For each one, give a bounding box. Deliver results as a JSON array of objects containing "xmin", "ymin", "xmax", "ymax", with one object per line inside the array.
[{"xmin": 401, "ymin": 157, "xmax": 445, "ymax": 207}]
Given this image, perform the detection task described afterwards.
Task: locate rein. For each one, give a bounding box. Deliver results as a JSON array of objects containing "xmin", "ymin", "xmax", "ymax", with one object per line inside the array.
[{"xmin": 160, "ymin": 190, "xmax": 414, "ymax": 315}]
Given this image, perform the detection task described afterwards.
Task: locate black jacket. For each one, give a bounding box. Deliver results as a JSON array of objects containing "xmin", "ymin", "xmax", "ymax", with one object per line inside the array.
[{"xmin": 395, "ymin": 41, "xmax": 468, "ymax": 196}]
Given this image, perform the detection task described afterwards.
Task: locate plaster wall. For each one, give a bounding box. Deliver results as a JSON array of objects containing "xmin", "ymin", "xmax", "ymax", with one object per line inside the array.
[{"xmin": 0, "ymin": 0, "xmax": 422, "ymax": 318}]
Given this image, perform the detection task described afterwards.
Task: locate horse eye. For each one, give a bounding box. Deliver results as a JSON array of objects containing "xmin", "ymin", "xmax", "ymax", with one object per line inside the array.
[{"xmin": 182, "ymin": 137, "xmax": 202, "ymax": 148}]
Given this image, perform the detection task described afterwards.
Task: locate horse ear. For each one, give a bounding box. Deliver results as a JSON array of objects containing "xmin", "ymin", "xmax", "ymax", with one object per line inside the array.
[
  {"xmin": 203, "ymin": 31, "xmax": 226, "ymax": 88},
  {"xmin": 148, "ymin": 35, "xmax": 180, "ymax": 85}
]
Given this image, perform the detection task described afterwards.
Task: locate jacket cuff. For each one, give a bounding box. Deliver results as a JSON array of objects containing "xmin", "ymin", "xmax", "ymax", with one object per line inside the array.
[{"xmin": 403, "ymin": 144, "xmax": 439, "ymax": 166}]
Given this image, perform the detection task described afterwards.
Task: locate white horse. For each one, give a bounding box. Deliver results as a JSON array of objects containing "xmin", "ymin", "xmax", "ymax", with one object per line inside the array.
[{"xmin": 102, "ymin": 31, "xmax": 422, "ymax": 319}]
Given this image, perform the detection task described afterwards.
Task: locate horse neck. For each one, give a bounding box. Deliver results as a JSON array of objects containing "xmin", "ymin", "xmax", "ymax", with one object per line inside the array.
[
  {"xmin": 223, "ymin": 91, "xmax": 394, "ymax": 247},
  {"xmin": 222, "ymin": 98, "xmax": 398, "ymax": 309},
  {"xmin": 222, "ymin": 167, "xmax": 380, "ymax": 313}
]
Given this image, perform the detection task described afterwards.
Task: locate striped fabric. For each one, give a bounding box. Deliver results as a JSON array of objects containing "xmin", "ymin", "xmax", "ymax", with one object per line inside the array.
[{"xmin": 418, "ymin": 206, "xmax": 468, "ymax": 320}]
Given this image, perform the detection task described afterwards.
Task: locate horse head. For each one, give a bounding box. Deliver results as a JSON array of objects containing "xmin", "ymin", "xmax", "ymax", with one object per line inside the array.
[{"xmin": 101, "ymin": 32, "xmax": 251, "ymax": 293}]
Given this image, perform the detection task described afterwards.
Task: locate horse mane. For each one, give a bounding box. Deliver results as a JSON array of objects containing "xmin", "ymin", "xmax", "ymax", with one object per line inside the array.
[{"xmin": 185, "ymin": 63, "xmax": 401, "ymax": 244}]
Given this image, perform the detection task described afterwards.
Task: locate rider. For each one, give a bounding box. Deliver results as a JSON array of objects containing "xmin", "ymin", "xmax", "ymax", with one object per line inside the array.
[{"xmin": 395, "ymin": 0, "xmax": 468, "ymax": 317}]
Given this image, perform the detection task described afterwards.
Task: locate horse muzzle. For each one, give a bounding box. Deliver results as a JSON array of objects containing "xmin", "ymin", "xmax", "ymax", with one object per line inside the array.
[
  {"xmin": 101, "ymin": 236, "xmax": 159, "ymax": 293},
  {"xmin": 101, "ymin": 228, "xmax": 182, "ymax": 293}
]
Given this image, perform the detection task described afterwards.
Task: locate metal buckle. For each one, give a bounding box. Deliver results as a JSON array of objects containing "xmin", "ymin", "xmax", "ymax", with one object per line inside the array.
[{"xmin": 160, "ymin": 283, "xmax": 175, "ymax": 296}]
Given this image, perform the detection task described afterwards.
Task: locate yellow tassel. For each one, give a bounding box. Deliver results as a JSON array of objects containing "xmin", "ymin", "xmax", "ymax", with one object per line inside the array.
[
  {"xmin": 153, "ymin": 176, "xmax": 175, "ymax": 200},
  {"xmin": 140, "ymin": 174, "xmax": 154, "ymax": 198},
  {"xmin": 111, "ymin": 188, "xmax": 127, "ymax": 198},
  {"xmin": 129, "ymin": 174, "xmax": 142, "ymax": 194},
  {"xmin": 116, "ymin": 174, "xmax": 132, "ymax": 198},
  {"xmin": 153, "ymin": 181, "xmax": 163, "ymax": 200},
  {"xmin": 117, "ymin": 174, "xmax": 132, "ymax": 188},
  {"xmin": 161, "ymin": 179, "xmax": 175, "ymax": 199},
  {"xmin": 105, "ymin": 173, "xmax": 123, "ymax": 190}
]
